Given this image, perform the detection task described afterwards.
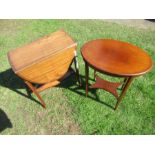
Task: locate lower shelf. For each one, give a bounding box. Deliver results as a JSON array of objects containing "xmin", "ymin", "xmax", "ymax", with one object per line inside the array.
[{"xmin": 90, "ymin": 75, "xmax": 122, "ymax": 98}]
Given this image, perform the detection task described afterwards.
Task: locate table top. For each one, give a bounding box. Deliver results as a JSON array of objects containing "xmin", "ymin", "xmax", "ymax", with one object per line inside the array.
[
  {"xmin": 8, "ymin": 30, "xmax": 76, "ymax": 73},
  {"xmin": 81, "ymin": 39, "xmax": 153, "ymax": 77}
]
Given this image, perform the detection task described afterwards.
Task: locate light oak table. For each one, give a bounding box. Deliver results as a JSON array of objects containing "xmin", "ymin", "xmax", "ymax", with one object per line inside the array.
[
  {"xmin": 81, "ymin": 39, "xmax": 153, "ymax": 110},
  {"xmin": 8, "ymin": 30, "xmax": 81, "ymax": 108}
]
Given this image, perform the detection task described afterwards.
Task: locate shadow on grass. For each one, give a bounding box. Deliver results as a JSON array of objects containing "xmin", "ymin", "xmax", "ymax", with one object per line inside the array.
[
  {"xmin": 0, "ymin": 68, "xmax": 114, "ymax": 110},
  {"xmin": 0, "ymin": 109, "xmax": 13, "ymax": 132},
  {"xmin": 59, "ymin": 74, "xmax": 114, "ymax": 110},
  {"xmin": 0, "ymin": 69, "xmax": 42, "ymax": 106}
]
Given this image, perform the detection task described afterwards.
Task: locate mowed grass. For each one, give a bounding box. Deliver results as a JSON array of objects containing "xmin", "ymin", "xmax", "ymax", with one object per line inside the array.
[{"xmin": 0, "ymin": 19, "xmax": 155, "ymax": 134}]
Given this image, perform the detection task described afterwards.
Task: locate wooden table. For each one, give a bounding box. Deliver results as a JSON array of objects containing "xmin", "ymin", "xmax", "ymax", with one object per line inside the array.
[
  {"xmin": 8, "ymin": 30, "xmax": 81, "ymax": 108},
  {"xmin": 81, "ymin": 39, "xmax": 153, "ymax": 110}
]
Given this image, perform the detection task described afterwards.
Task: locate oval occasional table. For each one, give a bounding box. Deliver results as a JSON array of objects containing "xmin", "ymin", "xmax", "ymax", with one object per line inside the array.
[{"xmin": 81, "ymin": 39, "xmax": 153, "ymax": 110}]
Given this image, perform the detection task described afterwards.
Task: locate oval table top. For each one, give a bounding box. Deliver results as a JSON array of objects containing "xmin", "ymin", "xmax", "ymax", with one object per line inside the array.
[{"xmin": 81, "ymin": 39, "xmax": 153, "ymax": 77}]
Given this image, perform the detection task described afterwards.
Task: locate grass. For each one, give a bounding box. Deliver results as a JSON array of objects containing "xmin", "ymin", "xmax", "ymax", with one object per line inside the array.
[{"xmin": 0, "ymin": 19, "xmax": 155, "ymax": 134}]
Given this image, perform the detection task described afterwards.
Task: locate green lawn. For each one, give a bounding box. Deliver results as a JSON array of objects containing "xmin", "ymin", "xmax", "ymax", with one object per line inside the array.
[{"xmin": 0, "ymin": 19, "xmax": 155, "ymax": 134}]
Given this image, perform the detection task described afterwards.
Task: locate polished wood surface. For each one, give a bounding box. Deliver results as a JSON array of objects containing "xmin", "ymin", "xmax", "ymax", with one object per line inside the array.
[{"xmin": 81, "ymin": 39, "xmax": 153, "ymax": 77}]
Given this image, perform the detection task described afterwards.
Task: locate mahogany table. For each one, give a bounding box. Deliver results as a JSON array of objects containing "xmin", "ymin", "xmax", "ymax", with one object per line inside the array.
[{"xmin": 81, "ymin": 39, "xmax": 153, "ymax": 110}]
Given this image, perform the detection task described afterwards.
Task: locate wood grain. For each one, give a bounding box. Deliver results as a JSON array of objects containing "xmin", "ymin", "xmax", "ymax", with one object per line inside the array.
[
  {"xmin": 17, "ymin": 47, "xmax": 75, "ymax": 84},
  {"xmin": 8, "ymin": 30, "xmax": 76, "ymax": 84},
  {"xmin": 8, "ymin": 30, "xmax": 76, "ymax": 73},
  {"xmin": 7, "ymin": 30, "xmax": 78, "ymax": 108}
]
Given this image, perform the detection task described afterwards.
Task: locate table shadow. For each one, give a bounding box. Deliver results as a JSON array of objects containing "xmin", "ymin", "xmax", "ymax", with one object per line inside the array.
[
  {"xmin": 0, "ymin": 109, "xmax": 13, "ymax": 133},
  {"xmin": 0, "ymin": 68, "xmax": 114, "ymax": 110},
  {"xmin": 0, "ymin": 69, "xmax": 42, "ymax": 106},
  {"xmin": 59, "ymin": 74, "xmax": 114, "ymax": 110}
]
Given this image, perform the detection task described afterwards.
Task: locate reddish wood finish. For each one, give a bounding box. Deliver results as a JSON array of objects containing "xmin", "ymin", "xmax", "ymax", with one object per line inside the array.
[
  {"xmin": 81, "ymin": 39, "xmax": 153, "ymax": 110},
  {"xmin": 81, "ymin": 39, "xmax": 153, "ymax": 77},
  {"xmin": 114, "ymin": 77, "xmax": 134, "ymax": 110},
  {"xmin": 90, "ymin": 76, "xmax": 121, "ymax": 98}
]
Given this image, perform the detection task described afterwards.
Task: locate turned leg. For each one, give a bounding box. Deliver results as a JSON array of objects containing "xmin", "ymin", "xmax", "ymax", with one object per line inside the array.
[
  {"xmin": 85, "ymin": 62, "xmax": 89, "ymax": 96},
  {"xmin": 25, "ymin": 81, "xmax": 46, "ymax": 108},
  {"xmin": 114, "ymin": 77, "xmax": 134, "ymax": 110}
]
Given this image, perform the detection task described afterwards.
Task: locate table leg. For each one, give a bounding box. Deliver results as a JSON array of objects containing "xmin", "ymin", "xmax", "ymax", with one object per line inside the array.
[
  {"xmin": 85, "ymin": 62, "xmax": 89, "ymax": 96},
  {"xmin": 121, "ymin": 77, "xmax": 128, "ymax": 90},
  {"xmin": 25, "ymin": 81, "xmax": 46, "ymax": 108},
  {"xmin": 114, "ymin": 77, "xmax": 134, "ymax": 110}
]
